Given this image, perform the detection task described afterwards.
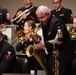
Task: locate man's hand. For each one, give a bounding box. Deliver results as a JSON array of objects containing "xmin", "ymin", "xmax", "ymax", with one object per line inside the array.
[
  {"xmin": 16, "ymin": 11, "xmax": 27, "ymax": 19},
  {"xmin": 16, "ymin": 11, "xmax": 22, "ymax": 16},
  {"xmin": 36, "ymin": 41, "xmax": 45, "ymax": 50}
]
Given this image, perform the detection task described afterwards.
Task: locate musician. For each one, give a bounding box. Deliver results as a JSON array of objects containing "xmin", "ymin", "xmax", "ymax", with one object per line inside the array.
[
  {"xmin": 12, "ymin": 0, "xmax": 39, "ymax": 32},
  {"xmin": 16, "ymin": 20, "xmax": 37, "ymax": 54},
  {"xmin": 51, "ymin": 0, "xmax": 73, "ymax": 24},
  {"xmin": 0, "ymin": 31, "xmax": 16, "ymax": 73},
  {"xmin": 16, "ymin": 20, "xmax": 44, "ymax": 74},
  {"xmin": 35, "ymin": 5, "xmax": 75, "ymax": 75},
  {"xmin": 70, "ymin": 16, "xmax": 76, "ymax": 75},
  {"xmin": 73, "ymin": 16, "xmax": 76, "ymax": 27},
  {"xmin": 72, "ymin": 16, "xmax": 76, "ymax": 52},
  {"xmin": 0, "ymin": 5, "xmax": 11, "ymax": 25},
  {"xmin": 2, "ymin": 33, "xmax": 8, "ymax": 41}
]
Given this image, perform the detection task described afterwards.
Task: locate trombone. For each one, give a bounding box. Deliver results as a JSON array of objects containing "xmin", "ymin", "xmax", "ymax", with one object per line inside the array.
[{"xmin": 9, "ymin": 25, "xmax": 41, "ymax": 47}]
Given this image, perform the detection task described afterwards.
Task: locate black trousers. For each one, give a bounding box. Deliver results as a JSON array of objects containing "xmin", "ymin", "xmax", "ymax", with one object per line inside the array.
[{"xmin": 48, "ymin": 62, "xmax": 72, "ymax": 75}]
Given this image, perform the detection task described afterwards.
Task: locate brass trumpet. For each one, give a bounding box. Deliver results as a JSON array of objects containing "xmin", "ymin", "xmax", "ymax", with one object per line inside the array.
[
  {"xmin": 17, "ymin": 30, "xmax": 26, "ymax": 41},
  {"xmin": 25, "ymin": 34, "xmax": 48, "ymax": 75},
  {"xmin": 11, "ymin": 6, "xmax": 33, "ymax": 22},
  {"xmin": 17, "ymin": 26, "xmax": 48, "ymax": 75},
  {"xmin": 68, "ymin": 27, "xmax": 76, "ymax": 39},
  {"xmin": 17, "ymin": 25, "xmax": 41, "ymax": 41}
]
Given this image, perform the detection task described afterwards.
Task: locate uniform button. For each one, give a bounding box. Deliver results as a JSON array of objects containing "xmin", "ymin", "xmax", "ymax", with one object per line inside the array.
[
  {"xmin": 25, "ymin": 44, "xmax": 27, "ymax": 46},
  {"xmin": 16, "ymin": 25, "xmax": 19, "ymax": 27},
  {"xmin": 22, "ymin": 20, "xmax": 24, "ymax": 23},
  {"xmin": 25, "ymin": 48, "xmax": 26, "ymax": 49},
  {"xmin": 21, "ymin": 25, "xmax": 23, "ymax": 27}
]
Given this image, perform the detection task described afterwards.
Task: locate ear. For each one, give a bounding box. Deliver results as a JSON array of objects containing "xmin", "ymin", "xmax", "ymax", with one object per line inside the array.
[{"xmin": 29, "ymin": 26, "xmax": 32, "ymax": 30}]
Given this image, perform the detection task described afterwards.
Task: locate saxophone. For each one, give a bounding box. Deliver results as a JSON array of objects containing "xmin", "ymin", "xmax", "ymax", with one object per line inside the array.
[
  {"xmin": 25, "ymin": 31, "xmax": 48, "ymax": 75},
  {"xmin": 52, "ymin": 29, "xmax": 61, "ymax": 75}
]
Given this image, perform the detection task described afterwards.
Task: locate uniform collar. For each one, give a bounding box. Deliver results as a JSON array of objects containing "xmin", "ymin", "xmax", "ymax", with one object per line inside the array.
[
  {"xmin": 56, "ymin": 6, "xmax": 62, "ymax": 12},
  {"xmin": 25, "ymin": 5, "xmax": 33, "ymax": 9}
]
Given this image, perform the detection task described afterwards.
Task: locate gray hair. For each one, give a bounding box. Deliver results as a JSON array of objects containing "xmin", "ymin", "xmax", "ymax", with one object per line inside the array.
[{"xmin": 36, "ymin": 5, "xmax": 50, "ymax": 15}]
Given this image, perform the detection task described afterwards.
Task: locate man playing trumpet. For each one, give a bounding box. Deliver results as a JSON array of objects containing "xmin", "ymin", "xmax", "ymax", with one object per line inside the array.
[{"xmin": 12, "ymin": 0, "xmax": 39, "ymax": 32}]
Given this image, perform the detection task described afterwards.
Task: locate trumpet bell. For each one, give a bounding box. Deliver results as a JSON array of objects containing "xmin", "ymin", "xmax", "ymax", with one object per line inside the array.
[
  {"xmin": 17, "ymin": 30, "xmax": 26, "ymax": 41},
  {"xmin": 69, "ymin": 27, "xmax": 76, "ymax": 39}
]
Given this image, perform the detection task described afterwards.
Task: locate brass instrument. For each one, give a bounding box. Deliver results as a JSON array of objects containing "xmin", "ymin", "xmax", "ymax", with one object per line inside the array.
[
  {"xmin": 17, "ymin": 30, "xmax": 26, "ymax": 41},
  {"xmin": 17, "ymin": 25, "xmax": 41, "ymax": 41},
  {"xmin": 16, "ymin": 11, "xmax": 30, "ymax": 23},
  {"xmin": 11, "ymin": 6, "xmax": 33, "ymax": 22},
  {"xmin": 25, "ymin": 34, "xmax": 48, "ymax": 75},
  {"xmin": 52, "ymin": 33, "xmax": 59, "ymax": 75},
  {"xmin": 68, "ymin": 27, "xmax": 76, "ymax": 39},
  {"xmin": 16, "ymin": 26, "xmax": 42, "ymax": 47},
  {"xmin": 52, "ymin": 50, "xmax": 59, "ymax": 75},
  {"xmin": 17, "ymin": 26, "xmax": 48, "ymax": 75},
  {"xmin": 50, "ymin": 29, "xmax": 62, "ymax": 75}
]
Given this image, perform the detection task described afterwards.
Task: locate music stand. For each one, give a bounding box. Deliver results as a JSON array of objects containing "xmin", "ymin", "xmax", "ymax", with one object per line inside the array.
[{"xmin": 0, "ymin": 24, "xmax": 15, "ymax": 42}]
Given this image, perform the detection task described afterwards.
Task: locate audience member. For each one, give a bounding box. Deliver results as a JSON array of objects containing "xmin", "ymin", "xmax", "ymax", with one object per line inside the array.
[
  {"xmin": 70, "ymin": 16, "xmax": 76, "ymax": 75},
  {"xmin": 2, "ymin": 33, "xmax": 8, "ymax": 41},
  {"xmin": 0, "ymin": 31, "xmax": 16, "ymax": 73},
  {"xmin": 51, "ymin": 0, "xmax": 73, "ymax": 24},
  {"xmin": 12, "ymin": 0, "xmax": 39, "ymax": 32},
  {"xmin": 35, "ymin": 5, "xmax": 75, "ymax": 75},
  {"xmin": 0, "ymin": 5, "xmax": 11, "ymax": 25},
  {"xmin": 0, "ymin": 5, "xmax": 11, "ymax": 41},
  {"xmin": 73, "ymin": 16, "xmax": 76, "ymax": 27}
]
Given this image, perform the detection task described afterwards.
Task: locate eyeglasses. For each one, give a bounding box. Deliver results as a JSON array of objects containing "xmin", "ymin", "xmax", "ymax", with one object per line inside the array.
[{"xmin": 52, "ymin": 2, "xmax": 60, "ymax": 4}]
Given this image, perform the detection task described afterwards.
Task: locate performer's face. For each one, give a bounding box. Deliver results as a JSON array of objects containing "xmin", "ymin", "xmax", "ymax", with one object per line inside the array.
[
  {"xmin": 52, "ymin": 0, "xmax": 62, "ymax": 10},
  {"xmin": 37, "ymin": 12, "xmax": 50, "ymax": 25},
  {"xmin": 24, "ymin": 0, "xmax": 33, "ymax": 6},
  {"xmin": 73, "ymin": 18, "xmax": 76, "ymax": 27},
  {"xmin": 23, "ymin": 22, "xmax": 32, "ymax": 33}
]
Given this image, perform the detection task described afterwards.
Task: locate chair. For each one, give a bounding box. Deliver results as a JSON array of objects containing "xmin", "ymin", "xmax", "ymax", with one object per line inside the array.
[
  {"xmin": 13, "ymin": 57, "xmax": 28, "ymax": 73},
  {"xmin": 71, "ymin": 58, "xmax": 76, "ymax": 75}
]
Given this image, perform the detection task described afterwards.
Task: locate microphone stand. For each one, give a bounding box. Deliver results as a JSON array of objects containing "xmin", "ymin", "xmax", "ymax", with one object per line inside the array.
[
  {"xmin": 48, "ymin": 28, "xmax": 62, "ymax": 75},
  {"xmin": 52, "ymin": 32, "xmax": 60, "ymax": 75}
]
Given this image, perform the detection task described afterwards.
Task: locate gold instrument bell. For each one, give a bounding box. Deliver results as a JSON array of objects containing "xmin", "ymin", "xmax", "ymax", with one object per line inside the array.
[
  {"xmin": 69, "ymin": 27, "xmax": 76, "ymax": 39},
  {"xmin": 17, "ymin": 30, "xmax": 26, "ymax": 41},
  {"xmin": 16, "ymin": 27, "xmax": 48, "ymax": 75}
]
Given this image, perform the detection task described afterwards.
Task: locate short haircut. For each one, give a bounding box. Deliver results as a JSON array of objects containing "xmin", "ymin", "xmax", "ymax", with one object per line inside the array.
[{"xmin": 36, "ymin": 5, "xmax": 50, "ymax": 15}]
